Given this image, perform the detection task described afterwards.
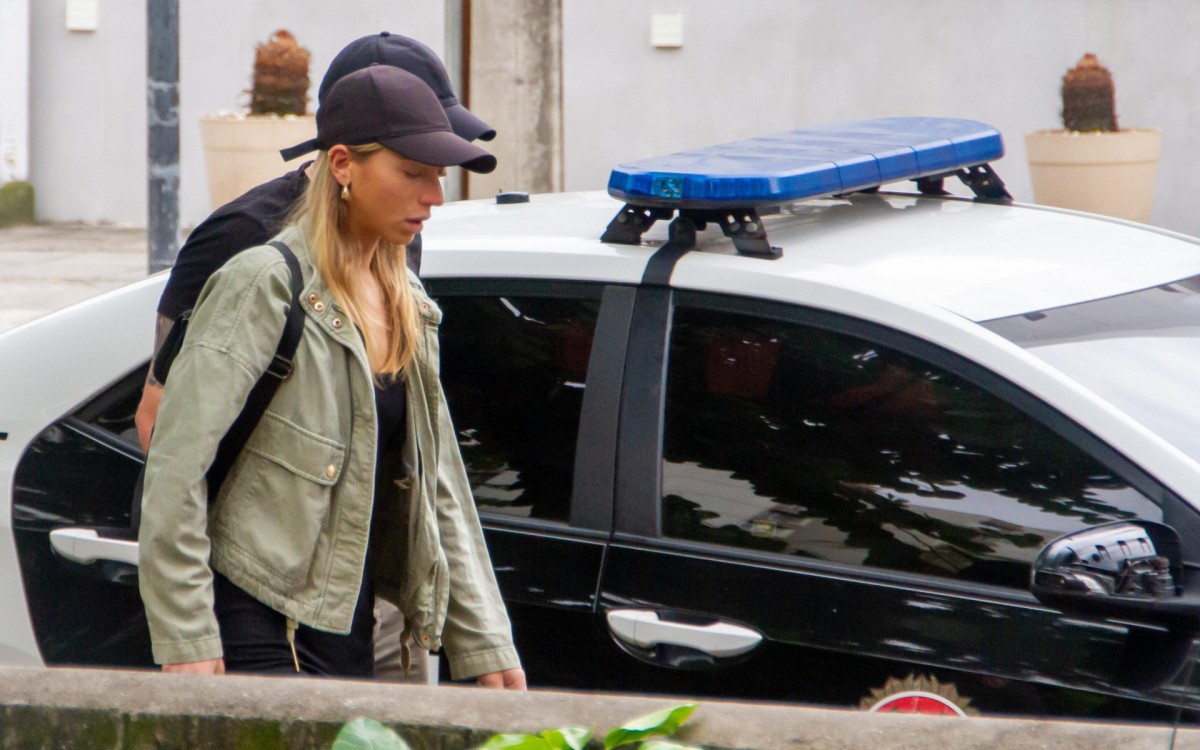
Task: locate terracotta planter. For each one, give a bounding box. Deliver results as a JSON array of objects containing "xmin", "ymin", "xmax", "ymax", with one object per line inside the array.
[
  {"xmin": 1025, "ymin": 128, "xmax": 1161, "ymax": 223},
  {"xmin": 199, "ymin": 114, "xmax": 316, "ymax": 210}
]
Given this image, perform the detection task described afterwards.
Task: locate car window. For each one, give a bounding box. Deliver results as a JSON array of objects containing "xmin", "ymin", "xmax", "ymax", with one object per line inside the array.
[
  {"xmin": 72, "ymin": 363, "xmax": 148, "ymax": 449},
  {"xmin": 660, "ymin": 300, "xmax": 1162, "ymax": 589},
  {"xmin": 432, "ymin": 284, "xmax": 603, "ymax": 524}
]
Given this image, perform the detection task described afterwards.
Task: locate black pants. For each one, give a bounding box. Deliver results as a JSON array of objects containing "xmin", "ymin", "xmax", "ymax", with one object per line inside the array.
[{"xmin": 213, "ymin": 571, "xmax": 376, "ymax": 678}]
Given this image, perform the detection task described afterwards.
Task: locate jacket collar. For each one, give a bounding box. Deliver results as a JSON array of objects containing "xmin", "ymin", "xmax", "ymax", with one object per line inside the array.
[{"xmin": 273, "ymin": 219, "xmax": 367, "ymax": 356}]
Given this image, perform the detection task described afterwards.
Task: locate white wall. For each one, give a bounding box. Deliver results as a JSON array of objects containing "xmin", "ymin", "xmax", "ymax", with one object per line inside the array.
[
  {"xmin": 30, "ymin": 0, "xmax": 145, "ymax": 224},
  {"xmin": 29, "ymin": 1, "xmax": 1200, "ymax": 236},
  {"xmin": 30, "ymin": 0, "xmax": 443, "ymax": 227},
  {"xmin": 563, "ymin": 0, "xmax": 1200, "ymax": 236},
  {"xmin": 0, "ymin": 0, "xmax": 31, "ymax": 183}
]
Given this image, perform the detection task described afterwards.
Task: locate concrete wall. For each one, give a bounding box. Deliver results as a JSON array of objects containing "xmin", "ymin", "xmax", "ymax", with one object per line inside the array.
[
  {"xmin": 0, "ymin": 666, "xmax": 1188, "ymax": 750},
  {"xmin": 29, "ymin": 0, "xmax": 443, "ymax": 227},
  {"xmin": 27, "ymin": 1, "xmax": 1200, "ymax": 236},
  {"xmin": 467, "ymin": 0, "xmax": 563, "ymax": 199},
  {"xmin": 562, "ymin": 0, "xmax": 1200, "ymax": 236},
  {"xmin": 0, "ymin": 0, "xmax": 30, "ymax": 183},
  {"xmin": 29, "ymin": 0, "xmax": 145, "ymax": 225}
]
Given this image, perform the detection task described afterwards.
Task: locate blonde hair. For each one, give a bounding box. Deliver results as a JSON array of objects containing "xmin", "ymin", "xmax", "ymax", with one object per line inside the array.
[{"xmin": 290, "ymin": 144, "xmax": 420, "ymax": 378}]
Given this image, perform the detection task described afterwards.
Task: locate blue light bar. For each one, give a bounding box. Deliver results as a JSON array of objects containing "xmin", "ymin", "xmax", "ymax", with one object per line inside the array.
[{"xmin": 607, "ymin": 117, "xmax": 1004, "ymax": 208}]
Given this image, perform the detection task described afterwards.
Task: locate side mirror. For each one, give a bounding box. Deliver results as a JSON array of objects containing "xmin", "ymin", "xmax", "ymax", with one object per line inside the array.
[
  {"xmin": 1033, "ymin": 521, "xmax": 1200, "ymax": 689},
  {"xmin": 1032, "ymin": 521, "xmax": 1196, "ymax": 629}
]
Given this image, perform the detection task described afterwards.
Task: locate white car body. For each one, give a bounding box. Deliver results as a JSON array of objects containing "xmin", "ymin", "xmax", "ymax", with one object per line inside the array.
[{"xmin": 7, "ymin": 188, "xmax": 1200, "ymax": 665}]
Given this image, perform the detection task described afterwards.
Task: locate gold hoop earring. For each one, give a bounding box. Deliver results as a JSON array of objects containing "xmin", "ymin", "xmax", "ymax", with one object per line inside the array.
[{"xmin": 340, "ymin": 184, "xmax": 351, "ymax": 202}]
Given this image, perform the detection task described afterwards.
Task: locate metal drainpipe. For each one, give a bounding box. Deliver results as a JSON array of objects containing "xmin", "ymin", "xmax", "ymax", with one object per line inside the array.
[{"xmin": 147, "ymin": 0, "xmax": 180, "ymax": 273}]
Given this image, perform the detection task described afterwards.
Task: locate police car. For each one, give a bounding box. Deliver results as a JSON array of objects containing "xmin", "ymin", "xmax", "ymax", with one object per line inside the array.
[{"xmin": 6, "ymin": 118, "xmax": 1200, "ymax": 729}]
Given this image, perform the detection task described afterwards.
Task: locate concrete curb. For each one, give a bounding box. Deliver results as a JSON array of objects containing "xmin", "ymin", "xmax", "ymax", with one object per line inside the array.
[{"xmin": 0, "ymin": 666, "xmax": 1188, "ymax": 750}]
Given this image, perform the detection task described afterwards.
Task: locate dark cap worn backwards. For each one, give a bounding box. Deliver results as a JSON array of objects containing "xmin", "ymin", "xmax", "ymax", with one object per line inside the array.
[
  {"xmin": 281, "ymin": 31, "xmax": 494, "ymax": 162},
  {"xmin": 286, "ymin": 65, "xmax": 496, "ymax": 174}
]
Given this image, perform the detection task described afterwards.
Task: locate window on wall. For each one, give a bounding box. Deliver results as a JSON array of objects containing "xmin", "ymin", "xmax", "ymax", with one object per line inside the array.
[
  {"xmin": 433, "ymin": 285, "xmax": 603, "ymax": 524},
  {"xmin": 660, "ymin": 297, "xmax": 1162, "ymax": 589}
]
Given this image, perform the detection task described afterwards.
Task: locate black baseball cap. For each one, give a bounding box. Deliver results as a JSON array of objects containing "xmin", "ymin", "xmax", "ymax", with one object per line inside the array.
[
  {"xmin": 319, "ymin": 32, "xmax": 494, "ymax": 143},
  {"xmin": 285, "ymin": 65, "xmax": 496, "ymax": 173}
]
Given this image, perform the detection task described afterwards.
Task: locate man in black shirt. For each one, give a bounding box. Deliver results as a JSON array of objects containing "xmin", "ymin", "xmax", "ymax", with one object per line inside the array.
[{"xmin": 134, "ymin": 32, "xmax": 496, "ymax": 687}]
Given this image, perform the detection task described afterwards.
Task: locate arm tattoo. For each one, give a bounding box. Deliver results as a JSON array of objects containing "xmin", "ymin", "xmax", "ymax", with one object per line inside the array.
[{"xmin": 144, "ymin": 314, "xmax": 175, "ymax": 387}]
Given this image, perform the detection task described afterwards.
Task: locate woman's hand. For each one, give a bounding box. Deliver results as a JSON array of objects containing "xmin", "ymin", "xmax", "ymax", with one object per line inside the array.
[
  {"xmin": 476, "ymin": 667, "xmax": 527, "ymax": 690},
  {"xmin": 162, "ymin": 658, "xmax": 226, "ymax": 675}
]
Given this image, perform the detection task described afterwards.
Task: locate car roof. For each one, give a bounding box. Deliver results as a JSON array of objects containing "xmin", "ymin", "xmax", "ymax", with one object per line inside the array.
[{"xmin": 422, "ymin": 190, "xmax": 1200, "ymax": 322}]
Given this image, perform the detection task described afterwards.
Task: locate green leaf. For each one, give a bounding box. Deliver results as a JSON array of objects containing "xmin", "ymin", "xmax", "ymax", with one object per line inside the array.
[
  {"xmin": 541, "ymin": 727, "xmax": 591, "ymax": 750},
  {"xmin": 332, "ymin": 718, "xmax": 412, "ymax": 750},
  {"xmin": 476, "ymin": 734, "xmax": 555, "ymax": 750},
  {"xmin": 603, "ymin": 704, "xmax": 699, "ymax": 750}
]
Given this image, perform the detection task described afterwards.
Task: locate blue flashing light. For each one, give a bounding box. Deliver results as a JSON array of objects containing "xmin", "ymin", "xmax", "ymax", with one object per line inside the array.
[{"xmin": 607, "ymin": 117, "xmax": 1004, "ymax": 208}]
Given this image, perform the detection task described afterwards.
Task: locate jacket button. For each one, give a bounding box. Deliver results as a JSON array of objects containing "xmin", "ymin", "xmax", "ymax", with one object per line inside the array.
[
  {"xmin": 314, "ymin": 301, "xmax": 326, "ymax": 312},
  {"xmin": 332, "ymin": 318, "xmax": 343, "ymax": 329},
  {"xmin": 325, "ymin": 464, "xmax": 337, "ymax": 479},
  {"xmin": 420, "ymin": 634, "xmax": 430, "ymax": 646},
  {"xmin": 307, "ymin": 293, "xmax": 318, "ymax": 304}
]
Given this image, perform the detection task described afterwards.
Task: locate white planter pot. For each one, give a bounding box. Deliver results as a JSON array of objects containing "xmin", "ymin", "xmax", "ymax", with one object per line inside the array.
[
  {"xmin": 1024, "ymin": 129, "xmax": 1162, "ymax": 224},
  {"xmin": 199, "ymin": 114, "xmax": 316, "ymax": 210}
]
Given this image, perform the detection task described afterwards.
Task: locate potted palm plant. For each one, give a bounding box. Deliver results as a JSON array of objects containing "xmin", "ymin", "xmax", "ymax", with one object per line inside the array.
[
  {"xmin": 1025, "ymin": 53, "xmax": 1161, "ymax": 223},
  {"xmin": 198, "ymin": 30, "xmax": 316, "ymax": 209}
]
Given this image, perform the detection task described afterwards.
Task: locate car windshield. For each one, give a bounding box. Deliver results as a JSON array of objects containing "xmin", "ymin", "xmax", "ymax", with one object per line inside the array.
[{"xmin": 982, "ymin": 275, "xmax": 1200, "ymax": 465}]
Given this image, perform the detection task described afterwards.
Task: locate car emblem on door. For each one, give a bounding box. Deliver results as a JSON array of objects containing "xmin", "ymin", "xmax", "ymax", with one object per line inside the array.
[{"xmin": 861, "ymin": 674, "xmax": 976, "ymax": 716}]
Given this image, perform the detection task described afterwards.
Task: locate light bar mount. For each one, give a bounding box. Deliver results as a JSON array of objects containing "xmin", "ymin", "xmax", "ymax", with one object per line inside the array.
[
  {"xmin": 914, "ymin": 163, "xmax": 1012, "ymax": 202},
  {"xmin": 602, "ymin": 204, "xmax": 782, "ymax": 258}
]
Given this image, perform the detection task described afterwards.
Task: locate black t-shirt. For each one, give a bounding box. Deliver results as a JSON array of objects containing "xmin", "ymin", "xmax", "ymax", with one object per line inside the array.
[
  {"xmin": 374, "ymin": 377, "xmax": 408, "ymax": 473},
  {"xmin": 158, "ymin": 164, "xmax": 423, "ymax": 321}
]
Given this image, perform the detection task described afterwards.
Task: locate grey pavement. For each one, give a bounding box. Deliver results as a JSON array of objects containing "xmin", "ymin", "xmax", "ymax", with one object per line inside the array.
[{"xmin": 0, "ymin": 223, "xmax": 154, "ymax": 333}]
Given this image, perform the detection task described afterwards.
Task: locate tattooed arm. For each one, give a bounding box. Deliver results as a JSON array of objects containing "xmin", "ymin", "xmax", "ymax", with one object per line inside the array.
[{"xmin": 135, "ymin": 313, "xmax": 176, "ymax": 453}]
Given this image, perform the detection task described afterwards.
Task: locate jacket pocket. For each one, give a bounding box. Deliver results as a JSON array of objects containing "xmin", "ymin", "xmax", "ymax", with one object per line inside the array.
[{"xmin": 219, "ymin": 412, "xmax": 346, "ymax": 588}]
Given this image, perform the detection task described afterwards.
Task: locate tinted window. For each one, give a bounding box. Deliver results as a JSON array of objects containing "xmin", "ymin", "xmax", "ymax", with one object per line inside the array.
[
  {"xmin": 73, "ymin": 364, "xmax": 147, "ymax": 448},
  {"xmin": 435, "ymin": 289, "xmax": 602, "ymax": 523},
  {"xmin": 661, "ymin": 302, "xmax": 1161, "ymax": 588}
]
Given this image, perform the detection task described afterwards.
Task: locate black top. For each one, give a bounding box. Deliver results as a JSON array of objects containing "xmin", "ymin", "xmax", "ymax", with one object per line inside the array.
[
  {"xmin": 158, "ymin": 163, "xmax": 423, "ymax": 321},
  {"xmin": 374, "ymin": 376, "xmax": 408, "ymax": 471},
  {"xmin": 370, "ymin": 375, "xmax": 408, "ymax": 566}
]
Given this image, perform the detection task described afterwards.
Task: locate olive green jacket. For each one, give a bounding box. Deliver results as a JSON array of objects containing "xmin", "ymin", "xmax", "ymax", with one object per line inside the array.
[{"xmin": 139, "ymin": 221, "xmax": 520, "ymax": 679}]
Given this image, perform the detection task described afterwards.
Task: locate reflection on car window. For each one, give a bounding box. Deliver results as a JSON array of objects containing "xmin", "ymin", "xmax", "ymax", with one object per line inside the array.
[
  {"xmin": 73, "ymin": 363, "xmax": 148, "ymax": 448},
  {"xmin": 436, "ymin": 292, "xmax": 601, "ymax": 523},
  {"xmin": 661, "ymin": 303, "xmax": 1160, "ymax": 588}
]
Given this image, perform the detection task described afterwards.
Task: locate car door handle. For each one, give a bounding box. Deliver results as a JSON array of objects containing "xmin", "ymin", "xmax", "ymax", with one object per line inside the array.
[
  {"xmin": 49, "ymin": 528, "xmax": 139, "ymax": 566},
  {"xmin": 607, "ymin": 609, "xmax": 763, "ymax": 658}
]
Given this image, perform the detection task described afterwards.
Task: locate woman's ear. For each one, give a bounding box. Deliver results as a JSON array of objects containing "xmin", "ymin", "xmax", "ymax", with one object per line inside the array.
[{"xmin": 327, "ymin": 145, "xmax": 353, "ymax": 187}]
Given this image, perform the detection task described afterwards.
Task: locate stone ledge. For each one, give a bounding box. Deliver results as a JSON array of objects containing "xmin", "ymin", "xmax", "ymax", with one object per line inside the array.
[{"xmin": 0, "ymin": 666, "xmax": 1186, "ymax": 750}]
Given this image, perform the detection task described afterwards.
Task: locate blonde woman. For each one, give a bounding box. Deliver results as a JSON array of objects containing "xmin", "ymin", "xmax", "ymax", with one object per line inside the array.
[{"xmin": 139, "ymin": 66, "xmax": 524, "ymax": 688}]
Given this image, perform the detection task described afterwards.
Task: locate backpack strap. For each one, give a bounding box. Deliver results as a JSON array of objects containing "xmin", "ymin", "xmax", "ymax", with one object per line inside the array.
[{"xmin": 206, "ymin": 240, "xmax": 305, "ymax": 496}]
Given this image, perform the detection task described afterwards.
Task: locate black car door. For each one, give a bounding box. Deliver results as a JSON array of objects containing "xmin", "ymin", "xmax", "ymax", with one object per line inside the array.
[
  {"xmin": 596, "ymin": 287, "xmax": 1196, "ymax": 721},
  {"xmin": 426, "ymin": 279, "xmax": 632, "ymax": 685},
  {"xmin": 12, "ymin": 364, "xmax": 151, "ymax": 666}
]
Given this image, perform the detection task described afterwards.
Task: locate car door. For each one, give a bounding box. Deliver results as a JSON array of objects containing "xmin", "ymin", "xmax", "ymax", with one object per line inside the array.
[
  {"xmin": 426, "ymin": 279, "xmax": 632, "ymax": 686},
  {"xmin": 12, "ymin": 363, "xmax": 150, "ymax": 667},
  {"xmin": 597, "ymin": 287, "xmax": 1195, "ymax": 721}
]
